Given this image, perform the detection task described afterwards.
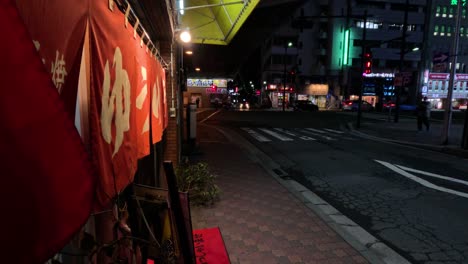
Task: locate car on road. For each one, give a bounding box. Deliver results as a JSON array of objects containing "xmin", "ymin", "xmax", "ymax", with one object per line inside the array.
[
  {"xmin": 293, "ymin": 100, "xmax": 319, "ymax": 112},
  {"xmin": 453, "ymin": 101, "xmax": 467, "ymax": 111},
  {"xmin": 383, "ymin": 101, "xmax": 417, "ymax": 112},
  {"xmin": 342, "ymin": 100, "xmax": 374, "ymax": 112}
]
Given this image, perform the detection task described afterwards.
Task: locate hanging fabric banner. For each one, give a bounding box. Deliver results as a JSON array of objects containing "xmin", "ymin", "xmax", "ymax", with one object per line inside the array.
[
  {"xmin": 89, "ymin": 0, "xmax": 158, "ymax": 207},
  {"xmin": 15, "ymin": 0, "xmax": 88, "ymax": 119},
  {"xmin": 0, "ymin": 0, "xmax": 95, "ymax": 262},
  {"xmin": 133, "ymin": 32, "xmax": 152, "ymax": 158},
  {"xmin": 151, "ymin": 58, "xmax": 167, "ymax": 143}
]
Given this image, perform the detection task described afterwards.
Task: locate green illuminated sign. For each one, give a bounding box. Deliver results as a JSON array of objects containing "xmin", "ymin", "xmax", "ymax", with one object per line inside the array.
[
  {"xmin": 451, "ymin": 0, "xmax": 466, "ymax": 6},
  {"xmin": 343, "ymin": 29, "xmax": 350, "ymax": 65}
]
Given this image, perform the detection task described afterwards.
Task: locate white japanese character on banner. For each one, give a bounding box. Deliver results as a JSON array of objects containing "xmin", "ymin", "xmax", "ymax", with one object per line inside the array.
[
  {"xmin": 32, "ymin": 40, "xmax": 46, "ymax": 65},
  {"xmin": 162, "ymin": 77, "xmax": 167, "ymax": 120},
  {"xmin": 51, "ymin": 50, "xmax": 67, "ymax": 93},
  {"xmin": 152, "ymin": 76, "xmax": 161, "ymax": 126},
  {"xmin": 136, "ymin": 66, "xmax": 149, "ymax": 134},
  {"xmin": 101, "ymin": 47, "xmax": 131, "ymax": 157}
]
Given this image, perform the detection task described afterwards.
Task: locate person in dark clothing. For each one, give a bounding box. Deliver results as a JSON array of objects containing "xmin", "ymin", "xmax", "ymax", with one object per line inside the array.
[{"xmin": 416, "ymin": 96, "xmax": 430, "ymax": 131}]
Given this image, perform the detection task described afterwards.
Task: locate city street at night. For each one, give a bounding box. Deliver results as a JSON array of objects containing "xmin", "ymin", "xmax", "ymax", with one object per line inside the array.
[{"xmin": 198, "ymin": 109, "xmax": 468, "ymax": 263}]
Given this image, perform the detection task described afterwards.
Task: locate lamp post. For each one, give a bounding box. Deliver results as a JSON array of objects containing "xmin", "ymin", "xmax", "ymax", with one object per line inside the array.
[
  {"xmin": 356, "ymin": 10, "xmax": 368, "ymax": 129},
  {"xmin": 441, "ymin": 0, "xmax": 462, "ymax": 145},
  {"xmin": 283, "ymin": 41, "xmax": 293, "ymax": 112},
  {"xmin": 394, "ymin": 0, "xmax": 409, "ymax": 123}
]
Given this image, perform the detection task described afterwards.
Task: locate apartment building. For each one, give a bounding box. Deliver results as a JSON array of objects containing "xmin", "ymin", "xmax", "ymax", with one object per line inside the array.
[
  {"xmin": 260, "ymin": 0, "xmax": 427, "ymax": 109},
  {"xmin": 423, "ymin": 0, "xmax": 468, "ymax": 109}
]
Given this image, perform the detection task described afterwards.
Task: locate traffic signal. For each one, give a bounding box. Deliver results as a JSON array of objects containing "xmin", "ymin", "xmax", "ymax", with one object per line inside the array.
[{"xmin": 364, "ymin": 50, "xmax": 372, "ymax": 74}]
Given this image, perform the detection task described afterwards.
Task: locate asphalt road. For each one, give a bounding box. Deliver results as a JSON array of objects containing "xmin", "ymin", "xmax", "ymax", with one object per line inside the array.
[{"xmin": 204, "ymin": 110, "xmax": 468, "ymax": 264}]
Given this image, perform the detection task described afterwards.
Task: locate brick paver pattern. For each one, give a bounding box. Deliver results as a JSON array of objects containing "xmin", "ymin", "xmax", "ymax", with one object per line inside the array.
[{"xmin": 190, "ymin": 125, "xmax": 368, "ymax": 264}]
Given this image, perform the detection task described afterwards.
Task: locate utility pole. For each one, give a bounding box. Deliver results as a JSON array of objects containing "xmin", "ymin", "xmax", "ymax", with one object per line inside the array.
[
  {"xmin": 442, "ymin": 0, "xmax": 462, "ymax": 145},
  {"xmin": 283, "ymin": 43, "xmax": 287, "ymax": 112},
  {"xmin": 416, "ymin": 0, "xmax": 433, "ymax": 103},
  {"xmin": 394, "ymin": 0, "xmax": 409, "ymax": 123},
  {"xmin": 356, "ymin": 10, "xmax": 368, "ymax": 129},
  {"xmin": 462, "ymin": 107, "xmax": 468, "ymax": 149}
]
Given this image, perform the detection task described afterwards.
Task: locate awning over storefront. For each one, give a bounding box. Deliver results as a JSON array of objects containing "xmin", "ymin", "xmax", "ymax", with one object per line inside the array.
[{"xmin": 179, "ymin": 0, "xmax": 260, "ymax": 45}]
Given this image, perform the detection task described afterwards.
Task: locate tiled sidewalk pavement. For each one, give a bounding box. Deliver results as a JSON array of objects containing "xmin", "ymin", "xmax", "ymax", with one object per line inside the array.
[{"xmin": 189, "ymin": 125, "xmax": 368, "ymax": 264}]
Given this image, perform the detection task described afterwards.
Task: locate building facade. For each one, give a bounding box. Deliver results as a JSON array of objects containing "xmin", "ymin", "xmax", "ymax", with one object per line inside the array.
[
  {"xmin": 422, "ymin": 0, "xmax": 468, "ymax": 110},
  {"xmin": 260, "ymin": 0, "xmax": 428, "ymax": 109}
]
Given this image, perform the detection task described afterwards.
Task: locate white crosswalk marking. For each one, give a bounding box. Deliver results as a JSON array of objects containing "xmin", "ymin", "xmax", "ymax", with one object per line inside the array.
[
  {"xmin": 299, "ymin": 135, "xmax": 316, "ymax": 141},
  {"xmin": 241, "ymin": 128, "xmax": 271, "ymax": 142},
  {"xmin": 323, "ymin": 128, "xmax": 344, "ymax": 134},
  {"xmin": 274, "ymin": 128, "xmax": 316, "ymax": 140},
  {"xmin": 241, "ymin": 127, "xmax": 356, "ymax": 142},
  {"xmin": 300, "ymin": 129, "xmax": 336, "ymax": 140},
  {"xmin": 274, "ymin": 128, "xmax": 296, "ymax": 136},
  {"xmin": 259, "ymin": 128, "xmax": 293, "ymax": 141},
  {"xmin": 306, "ymin": 128, "xmax": 325, "ymax": 134}
]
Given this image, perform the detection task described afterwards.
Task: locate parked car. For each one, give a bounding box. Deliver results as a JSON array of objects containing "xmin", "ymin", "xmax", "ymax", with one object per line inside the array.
[
  {"xmin": 383, "ymin": 101, "xmax": 417, "ymax": 112},
  {"xmin": 342, "ymin": 100, "xmax": 374, "ymax": 111},
  {"xmin": 238, "ymin": 99, "xmax": 250, "ymax": 109},
  {"xmin": 453, "ymin": 101, "xmax": 467, "ymax": 111},
  {"xmin": 293, "ymin": 100, "xmax": 319, "ymax": 112},
  {"xmin": 383, "ymin": 101, "xmax": 396, "ymax": 109}
]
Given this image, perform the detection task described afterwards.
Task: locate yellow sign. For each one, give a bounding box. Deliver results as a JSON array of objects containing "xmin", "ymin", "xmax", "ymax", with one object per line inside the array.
[{"xmin": 306, "ymin": 84, "xmax": 328, "ymax": 95}]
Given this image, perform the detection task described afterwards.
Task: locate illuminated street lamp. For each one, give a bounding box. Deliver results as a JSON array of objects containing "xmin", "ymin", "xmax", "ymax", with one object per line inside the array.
[
  {"xmin": 180, "ymin": 30, "xmax": 191, "ymax": 43},
  {"xmin": 283, "ymin": 41, "xmax": 293, "ymax": 112}
]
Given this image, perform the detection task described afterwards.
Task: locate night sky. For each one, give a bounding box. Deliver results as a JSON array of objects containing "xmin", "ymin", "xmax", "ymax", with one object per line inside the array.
[{"xmin": 187, "ymin": 0, "xmax": 305, "ymax": 82}]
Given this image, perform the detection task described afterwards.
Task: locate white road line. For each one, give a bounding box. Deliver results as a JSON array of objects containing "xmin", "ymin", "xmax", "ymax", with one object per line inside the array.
[
  {"xmin": 306, "ymin": 128, "xmax": 326, "ymax": 134},
  {"xmin": 241, "ymin": 128, "xmax": 271, "ymax": 142},
  {"xmin": 396, "ymin": 164, "xmax": 468, "ymax": 187},
  {"xmin": 323, "ymin": 128, "xmax": 344, "ymax": 134},
  {"xmin": 274, "ymin": 128, "xmax": 297, "ymax": 136},
  {"xmin": 300, "ymin": 129, "xmax": 335, "ymax": 140},
  {"xmin": 274, "ymin": 128, "xmax": 316, "ymax": 140},
  {"xmin": 299, "ymin": 135, "xmax": 316, "ymax": 141},
  {"xmin": 259, "ymin": 128, "xmax": 293, "ymax": 141},
  {"xmin": 375, "ymin": 160, "xmax": 468, "ymax": 199},
  {"xmin": 200, "ymin": 109, "xmax": 222, "ymax": 123}
]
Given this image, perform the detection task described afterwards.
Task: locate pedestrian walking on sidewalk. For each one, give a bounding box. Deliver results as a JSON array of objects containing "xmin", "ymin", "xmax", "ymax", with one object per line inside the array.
[{"xmin": 416, "ymin": 96, "xmax": 430, "ymax": 131}]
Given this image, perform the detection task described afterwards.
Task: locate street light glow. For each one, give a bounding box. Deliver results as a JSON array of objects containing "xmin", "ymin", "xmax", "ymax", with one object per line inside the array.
[
  {"xmin": 185, "ymin": 50, "xmax": 193, "ymax": 55},
  {"xmin": 195, "ymin": 67, "xmax": 201, "ymax": 72},
  {"xmin": 179, "ymin": 0, "xmax": 184, "ymax": 15},
  {"xmin": 412, "ymin": 47, "xmax": 420, "ymax": 51},
  {"xmin": 288, "ymin": 42, "xmax": 293, "ymax": 47},
  {"xmin": 180, "ymin": 30, "xmax": 191, "ymax": 43}
]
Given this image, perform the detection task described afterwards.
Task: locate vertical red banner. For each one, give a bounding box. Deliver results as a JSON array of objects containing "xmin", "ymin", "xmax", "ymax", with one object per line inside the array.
[
  {"xmin": 89, "ymin": 0, "xmax": 154, "ymax": 207},
  {"xmin": 15, "ymin": 0, "xmax": 88, "ymax": 119},
  {"xmin": 133, "ymin": 37, "xmax": 152, "ymax": 158},
  {"xmin": 151, "ymin": 59, "xmax": 167, "ymax": 143},
  {"xmin": 1, "ymin": 0, "xmax": 95, "ymax": 262}
]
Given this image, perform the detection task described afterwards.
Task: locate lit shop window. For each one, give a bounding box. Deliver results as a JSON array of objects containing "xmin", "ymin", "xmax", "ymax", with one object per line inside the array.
[
  {"xmin": 442, "ymin": 6, "xmax": 447, "ymax": 17},
  {"xmin": 436, "ymin": 5, "xmax": 441, "ymax": 16},
  {"xmin": 434, "ymin": 25, "xmax": 439, "ymax": 36},
  {"xmin": 356, "ymin": 21, "xmax": 382, "ymax": 29}
]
